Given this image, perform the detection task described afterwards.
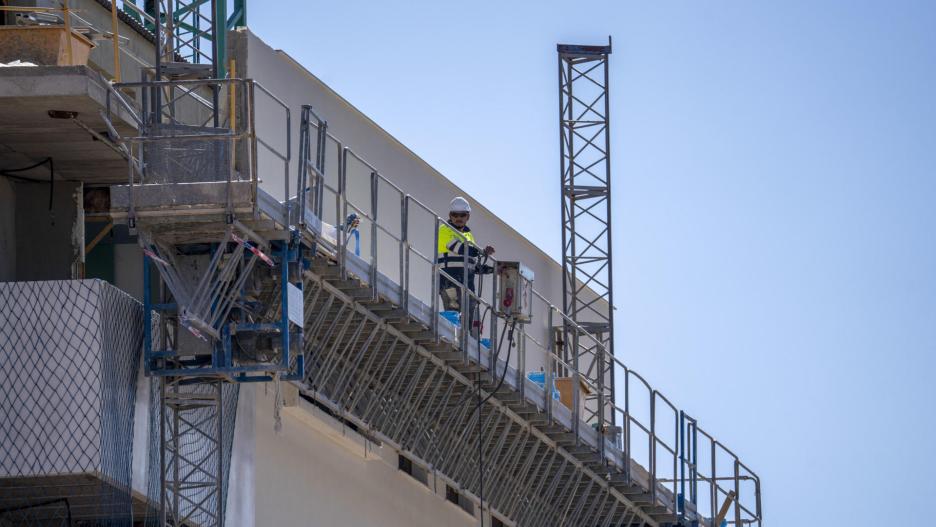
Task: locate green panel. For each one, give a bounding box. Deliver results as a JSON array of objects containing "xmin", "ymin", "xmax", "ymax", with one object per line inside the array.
[
  {"xmin": 214, "ymin": 0, "xmax": 228, "ymax": 77},
  {"xmin": 86, "ymin": 242, "xmax": 115, "ymax": 285},
  {"xmin": 229, "ymin": 0, "xmax": 247, "ymax": 28}
]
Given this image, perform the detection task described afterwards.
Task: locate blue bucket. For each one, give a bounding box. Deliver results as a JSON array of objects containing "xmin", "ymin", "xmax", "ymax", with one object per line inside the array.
[{"xmin": 440, "ymin": 310, "xmax": 461, "ymax": 326}]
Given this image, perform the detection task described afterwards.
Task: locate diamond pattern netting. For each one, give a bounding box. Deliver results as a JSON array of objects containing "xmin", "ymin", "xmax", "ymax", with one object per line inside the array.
[
  {"xmin": 142, "ymin": 124, "xmax": 235, "ymax": 185},
  {"xmin": 0, "ymin": 280, "xmax": 143, "ymax": 525}
]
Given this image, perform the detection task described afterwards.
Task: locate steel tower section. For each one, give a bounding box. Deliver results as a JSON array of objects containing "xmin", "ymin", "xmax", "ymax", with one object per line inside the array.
[
  {"xmin": 557, "ymin": 40, "xmax": 615, "ymax": 426},
  {"xmin": 133, "ymin": 0, "xmax": 242, "ymax": 78},
  {"xmin": 111, "ymin": 4, "xmax": 301, "ymax": 526}
]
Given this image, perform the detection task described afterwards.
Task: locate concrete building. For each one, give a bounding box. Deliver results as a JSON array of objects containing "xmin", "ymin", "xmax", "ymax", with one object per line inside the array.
[{"xmin": 0, "ymin": 2, "xmax": 761, "ymax": 526}]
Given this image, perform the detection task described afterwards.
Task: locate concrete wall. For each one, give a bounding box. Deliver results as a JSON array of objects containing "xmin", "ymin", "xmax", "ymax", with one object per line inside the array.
[
  {"xmin": 78, "ymin": 0, "xmax": 156, "ymax": 84},
  {"xmin": 14, "ymin": 180, "xmax": 79, "ymax": 280},
  {"xmin": 236, "ymin": 28, "xmax": 610, "ymax": 372},
  {"xmin": 0, "ymin": 176, "xmax": 15, "ymax": 281},
  {"xmin": 0, "ymin": 280, "xmax": 103, "ymax": 477},
  {"xmin": 113, "ymin": 242, "xmax": 143, "ymax": 300},
  {"xmin": 252, "ymin": 387, "xmax": 479, "ymax": 527}
]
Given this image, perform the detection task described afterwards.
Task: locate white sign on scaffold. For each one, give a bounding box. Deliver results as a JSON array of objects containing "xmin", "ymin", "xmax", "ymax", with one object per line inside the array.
[{"xmin": 287, "ymin": 283, "xmax": 303, "ymax": 326}]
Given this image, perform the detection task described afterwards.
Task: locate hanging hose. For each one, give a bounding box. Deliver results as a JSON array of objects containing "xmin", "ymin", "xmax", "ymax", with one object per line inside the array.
[
  {"xmin": 475, "ymin": 318, "xmax": 517, "ymax": 527},
  {"xmin": 478, "ymin": 319, "xmax": 518, "ymax": 409},
  {"xmin": 468, "ymin": 253, "xmax": 525, "ymax": 526}
]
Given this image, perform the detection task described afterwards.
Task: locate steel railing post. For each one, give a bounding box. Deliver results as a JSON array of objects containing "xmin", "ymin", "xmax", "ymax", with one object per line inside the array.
[
  {"xmin": 127, "ymin": 142, "xmax": 136, "ymax": 228},
  {"xmin": 315, "ymin": 117, "xmax": 327, "ymax": 217},
  {"xmin": 672, "ymin": 404, "xmax": 679, "ymax": 510},
  {"xmin": 460, "ymin": 230, "xmax": 469, "ymax": 362},
  {"xmin": 284, "ymin": 103, "xmax": 291, "ymax": 223},
  {"xmin": 734, "ymin": 459, "xmax": 742, "ymax": 527},
  {"xmin": 755, "ymin": 474, "xmax": 762, "ymax": 525},
  {"xmin": 546, "ymin": 308, "xmax": 555, "ymax": 425},
  {"xmin": 624, "ymin": 368, "xmax": 631, "ymax": 484},
  {"xmin": 679, "ymin": 411, "xmax": 686, "ymax": 517},
  {"xmin": 711, "ymin": 438, "xmax": 717, "ymax": 520},
  {"xmin": 370, "ymin": 172, "xmax": 379, "ymax": 299},
  {"xmin": 226, "ymin": 79, "xmax": 236, "ymax": 219},
  {"xmin": 518, "ymin": 324, "xmax": 526, "ymax": 401},
  {"xmin": 597, "ymin": 341, "xmax": 606, "ymax": 464},
  {"xmin": 489, "ymin": 261, "xmax": 498, "ymax": 371},
  {"xmin": 650, "ymin": 393, "xmax": 657, "ymax": 504},
  {"xmin": 337, "ymin": 145, "xmax": 347, "ymax": 278},
  {"xmin": 297, "ymin": 106, "xmax": 309, "ymax": 227},
  {"xmin": 689, "ymin": 419, "xmax": 699, "ymax": 505},
  {"xmin": 248, "ymin": 80, "xmax": 258, "ymax": 213},
  {"xmin": 400, "ymin": 196, "xmax": 409, "ymax": 313},
  {"xmin": 431, "ymin": 217, "xmax": 440, "ymax": 340}
]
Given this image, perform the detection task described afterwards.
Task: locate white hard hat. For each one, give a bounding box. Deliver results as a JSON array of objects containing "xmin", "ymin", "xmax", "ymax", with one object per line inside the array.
[{"xmin": 450, "ymin": 196, "xmax": 471, "ymax": 214}]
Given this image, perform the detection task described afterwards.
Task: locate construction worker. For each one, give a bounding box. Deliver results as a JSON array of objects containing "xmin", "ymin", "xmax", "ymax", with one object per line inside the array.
[{"xmin": 437, "ymin": 197, "xmax": 495, "ymax": 318}]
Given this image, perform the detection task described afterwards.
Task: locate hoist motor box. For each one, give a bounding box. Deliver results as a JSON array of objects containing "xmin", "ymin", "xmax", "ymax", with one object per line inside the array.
[{"xmin": 496, "ymin": 261, "xmax": 534, "ymax": 322}]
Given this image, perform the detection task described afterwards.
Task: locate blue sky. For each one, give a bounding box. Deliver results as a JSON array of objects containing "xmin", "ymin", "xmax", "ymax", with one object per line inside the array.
[{"xmin": 250, "ymin": 1, "xmax": 936, "ymax": 523}]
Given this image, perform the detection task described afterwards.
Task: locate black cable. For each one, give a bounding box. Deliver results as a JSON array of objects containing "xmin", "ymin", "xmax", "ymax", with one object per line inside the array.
[
  {"xmin": 0, "ymin": 156, "xmax": 52, "ymax": 173},
  {"xmin": 439, "ymin": 250, "xmax": 511, "ymax": 526},
  {"xmin": 0, "ymin": 157, "xmax": 56, "ymax": 224},
  {"xmin": 478, "ymin": 319, "xmax": 517, "ymax": 409},
  {"xmin": 472, "ymin": 318, "xmax": 518, "ymax": 527},
  {"xmin": 476, "ymin": 364, "xmax": 485, "ymax": 527}
]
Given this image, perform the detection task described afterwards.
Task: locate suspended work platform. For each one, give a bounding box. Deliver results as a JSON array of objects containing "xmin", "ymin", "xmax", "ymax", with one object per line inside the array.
[{"xmin": 101, "ymin": 77, "xmax": 761, "ymax": 526}]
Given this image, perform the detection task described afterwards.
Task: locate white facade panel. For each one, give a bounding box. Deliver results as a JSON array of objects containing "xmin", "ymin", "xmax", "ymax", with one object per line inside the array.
[{"xmin": 252, "ymin": 388, "xmax": 477, "ymax": 527}]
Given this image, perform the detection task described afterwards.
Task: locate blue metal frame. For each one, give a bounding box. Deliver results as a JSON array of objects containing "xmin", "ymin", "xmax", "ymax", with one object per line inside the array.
[{"xmin": 142, "ymin": 237, "xmax": 307, "ymax": 383}]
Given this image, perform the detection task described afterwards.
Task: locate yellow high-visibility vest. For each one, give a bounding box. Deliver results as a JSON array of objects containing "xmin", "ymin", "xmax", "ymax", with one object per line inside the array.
[{"xmin": 437, "ymin": 223, "xmax": 476, "ymax": 268}]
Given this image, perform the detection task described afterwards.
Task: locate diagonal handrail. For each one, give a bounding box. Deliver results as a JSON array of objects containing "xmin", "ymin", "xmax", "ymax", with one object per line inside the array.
[{"xmin": 294, "ymin": 106, "xmax": 762, "ymax": 525}]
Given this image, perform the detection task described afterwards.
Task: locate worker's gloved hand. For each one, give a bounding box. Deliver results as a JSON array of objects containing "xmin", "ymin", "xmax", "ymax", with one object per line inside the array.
[
  {"xmin": 475, "ymin": 264, "xmax": 494, "ymax": 275},
  {"xmin": 484, "ymin": 245, "xmax": 495, "ymax": 256}
]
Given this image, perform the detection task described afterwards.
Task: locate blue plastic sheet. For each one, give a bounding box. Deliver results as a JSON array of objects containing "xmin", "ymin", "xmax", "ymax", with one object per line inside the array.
[{"xmin": 526, "ymin": 370, "xmax": 561, "ymax": 400}]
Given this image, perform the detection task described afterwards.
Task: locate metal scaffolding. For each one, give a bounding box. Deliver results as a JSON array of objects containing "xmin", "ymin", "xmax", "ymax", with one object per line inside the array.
[
  {"xmin": 103, "ymin": 73, "xmax": 300, "ymax": 525},
  {"xmin": 92, "ymin": 49, "xmax": 762, "ymax": 527},
  {"xmin": 0, "ymin": 4, "xmax": 764, "ymax": 525},
  {"xmin": 100, "ymin": 3, "xmax": 301, "ymax": 523},
  {"xmin": 92, "ymin": 23, "xmax": 761, "ymax": 524},
  {"xmin": 121, "ymin": 0, "xmax": 246, "ymax": 79},
  {"xmin": 158, "ymin": 378, "xmax": 231, "ymax": 527},
  {"xmin": 558, "ymin": 40, "xmax": 616, "ymax": 428}
]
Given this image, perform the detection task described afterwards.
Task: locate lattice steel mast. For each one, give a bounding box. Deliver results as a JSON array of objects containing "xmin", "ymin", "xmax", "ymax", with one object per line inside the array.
[
  {"xmin": 557, "ymin": 39, "xmax": 615, "ymax": 425},
  {"xmin": 116, "ymin": 4, "xmax": 296, "ymax": 527}
]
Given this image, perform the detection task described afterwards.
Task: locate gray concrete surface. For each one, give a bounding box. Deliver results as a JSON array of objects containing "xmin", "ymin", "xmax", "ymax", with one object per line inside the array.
[{"xmin": 0, "ymin": 65, "xmax": 137, "ymax": 184}]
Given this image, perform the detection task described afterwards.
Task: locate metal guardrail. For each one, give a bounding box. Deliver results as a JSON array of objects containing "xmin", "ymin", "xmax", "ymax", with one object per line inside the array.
[
  {"xmin": 296, "ymin": 105, "xmax": 762, "ymax": 525},
  {"xmin": 103, "ymin": 77, "xmax": 291, "ymax": 224}
]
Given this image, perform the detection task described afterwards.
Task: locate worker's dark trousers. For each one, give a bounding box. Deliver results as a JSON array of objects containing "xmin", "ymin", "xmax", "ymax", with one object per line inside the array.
[{"xmin": 439, "ymin": 267, "xmax": 479, "ymax": 330}]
